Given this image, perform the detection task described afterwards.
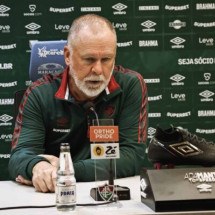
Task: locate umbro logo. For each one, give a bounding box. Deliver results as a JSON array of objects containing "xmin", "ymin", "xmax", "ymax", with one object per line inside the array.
[
  {"xmin": 25, "ymin": 22, "xmax": 41, "ymax": 31},
  {"xmin": 141, "ymin": 20, "xmax": 156, "ymax": 29},
  {"xmin": 170, "ymin": 37, "xmax": 186, "ymax": 49},
  {"xmin": 0, "ymin": 114, "xmax": 13, "ymax": 123},
  {"xmin": 170, "ymin": 74, "xmax": 185, "ymax": 82},
  {"xmin": 171, "ymin": 37, "xmax": 185, "ymax": 45},
  {"xmin": 199, "ymin": 90, "xmax": 214, "ymax": 99},
  {"xmin": 0, "ymin": 5, "xmax": 10, "ymax": 13},
  {"xmin": 112, "ymin": 3, "xmax": 127, "ymax": 11},
  {"xmin": 140, "ymin": 178, "xmax": 147, "ymax": 198},
  {"xmin": 199, "ymin": 90, "xmax": 214, "ymax": 102},
  {"xmin": 148, "ymin": 127, "xmax": 156, "ymax": 137},
  {"xmin": 141, "ymin": 20, "xmax": 156, "ymax": 32},
  {"xmin": 169, "ymin": 141, "xmax": 203, "ymax": 157},
  {"xmin": 112, "ymin": 3, "xmax": 127, "ymax": 14},
  {"xmin": 197, "ymin": 184, "xmax": 212, "ymax": 193}
]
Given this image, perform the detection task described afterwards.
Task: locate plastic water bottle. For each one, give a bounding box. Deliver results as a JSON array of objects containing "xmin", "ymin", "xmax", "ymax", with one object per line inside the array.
[{"xmin": 56, "ymin": 143, "xmax": 76, "ymax": 211}]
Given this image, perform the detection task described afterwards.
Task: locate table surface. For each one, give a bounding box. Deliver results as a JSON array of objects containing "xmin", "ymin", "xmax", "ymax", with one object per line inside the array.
[{"xmin": 0, "ymin": 176, "xmax": 215, "ymax": 215}]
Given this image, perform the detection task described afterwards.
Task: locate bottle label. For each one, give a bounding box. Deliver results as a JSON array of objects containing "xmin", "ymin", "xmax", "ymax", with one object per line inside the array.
[{"xmin": 56, "ymin": 185, "xmax": 76, "ymax": 204}]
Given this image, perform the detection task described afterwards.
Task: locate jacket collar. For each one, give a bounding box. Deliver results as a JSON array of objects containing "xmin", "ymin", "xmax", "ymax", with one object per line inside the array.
[{"xmin": 55, "ymin": 66, "xmax": 121, "ymax": 100}]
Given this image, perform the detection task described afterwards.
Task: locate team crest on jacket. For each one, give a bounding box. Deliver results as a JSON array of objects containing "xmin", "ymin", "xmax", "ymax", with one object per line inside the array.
[
  {"xmin": 56, "ymin": 117, "xmax": 69, "ymax": 127},
  {"xmin": 103, "ymin": 105, "xmax": 115, "ymax": 117}
]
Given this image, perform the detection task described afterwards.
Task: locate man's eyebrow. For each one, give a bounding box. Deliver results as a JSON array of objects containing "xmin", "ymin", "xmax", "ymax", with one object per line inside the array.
[{"xmin": 82, "ymin": 53, "xmax": 114, "ymax": 58}]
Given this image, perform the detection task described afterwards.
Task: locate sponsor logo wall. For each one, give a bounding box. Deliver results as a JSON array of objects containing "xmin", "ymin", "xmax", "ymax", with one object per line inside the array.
[{"xmin": 0, "ymin": 0, "xmax": 214, "ymax": 179}]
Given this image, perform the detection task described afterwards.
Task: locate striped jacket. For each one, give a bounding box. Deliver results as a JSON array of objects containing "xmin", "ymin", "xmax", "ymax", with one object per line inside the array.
[{"xmin": 9, "ymin": 65, "xmax": 148, "ymax": 182}]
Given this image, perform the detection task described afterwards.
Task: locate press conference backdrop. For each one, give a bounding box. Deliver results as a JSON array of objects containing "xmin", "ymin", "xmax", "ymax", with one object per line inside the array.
[{"xmin": 0, "ymin": 0, "xmax": 215, "ymax": 180}]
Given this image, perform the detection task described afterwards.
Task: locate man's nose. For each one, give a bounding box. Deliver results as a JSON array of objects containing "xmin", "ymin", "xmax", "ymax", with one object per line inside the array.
[{"xmin": 92, "ymin": 61, "xmax": 102, "ymax": 75}]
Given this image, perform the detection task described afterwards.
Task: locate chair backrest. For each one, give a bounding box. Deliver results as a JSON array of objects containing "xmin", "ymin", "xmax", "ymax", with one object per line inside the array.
[{"xmin": 29, "ymin": 40, "xmax": 67, "ymax": 82}]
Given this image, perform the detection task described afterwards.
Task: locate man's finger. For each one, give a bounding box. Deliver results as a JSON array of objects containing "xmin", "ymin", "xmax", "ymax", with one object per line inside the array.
[
  {"xmin": 51, "ymin": 169, "xmax": 57, "ymax": 192},
  {"xmin": 16, "ymin": 175, "xmax": 33, "ymax": 186}
]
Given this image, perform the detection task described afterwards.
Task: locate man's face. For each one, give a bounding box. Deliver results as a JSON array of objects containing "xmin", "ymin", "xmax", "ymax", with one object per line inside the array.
[{"xmin": 65, "ymin": 29, "xmax": 116, "ymax": 100}]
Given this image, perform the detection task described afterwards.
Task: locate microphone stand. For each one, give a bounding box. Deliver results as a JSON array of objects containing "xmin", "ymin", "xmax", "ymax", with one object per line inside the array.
[
  {"xmin": 90, "ymin": 158, "xmax": 131, "ymax": 201},
  {"xmin": 84, "ymin": 102, "xmax": 130, "ymax": 201}
]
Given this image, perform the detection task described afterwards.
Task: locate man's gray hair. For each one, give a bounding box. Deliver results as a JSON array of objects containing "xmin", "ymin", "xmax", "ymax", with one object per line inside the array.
[{"xmin": 67, "ymin": 14, "xmax": 117, "ymax": 47}]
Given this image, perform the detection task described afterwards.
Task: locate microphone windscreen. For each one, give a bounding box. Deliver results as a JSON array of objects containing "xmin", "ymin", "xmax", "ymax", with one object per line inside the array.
[{"xmin": 83, "ymin": 102, "xmax": 95, "ymax": 112}]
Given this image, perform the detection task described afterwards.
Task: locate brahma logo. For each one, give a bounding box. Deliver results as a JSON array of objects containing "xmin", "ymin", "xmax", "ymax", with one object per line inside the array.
[
  {"xmin": 198, "ymin": 110, "xmax": 215, "ymax": 117},
  {"xmin": 112, "ymin": 3, "xmax": 127, "ymax": 15},
  {"xmin": 139, "ymin": 40, "xmax": 158, "ymax": 47},
  {"xmin": 196, "ymin": 3, "xmax": 215, "ymax": 10}
]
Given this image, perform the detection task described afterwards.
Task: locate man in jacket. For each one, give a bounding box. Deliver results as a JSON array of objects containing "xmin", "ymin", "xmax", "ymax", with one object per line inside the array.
[{"xmin": 9, "ymin": 14, "xmax": 148, "ymax": 193}]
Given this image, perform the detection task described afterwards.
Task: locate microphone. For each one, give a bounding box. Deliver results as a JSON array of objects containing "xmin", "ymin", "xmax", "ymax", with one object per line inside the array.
[
  {"xmin": 83, "ymin": 101, "xmax": 94, "ymax": 112},
  {"xmin": 83, "ymin": 102, "xmax": 99, "ymax": 125}
]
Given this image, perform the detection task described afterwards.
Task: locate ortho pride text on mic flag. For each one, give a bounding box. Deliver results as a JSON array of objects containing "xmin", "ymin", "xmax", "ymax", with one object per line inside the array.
[{"xmin": 90, "ymin": 126, "xmax": 119, "ymax": 142}]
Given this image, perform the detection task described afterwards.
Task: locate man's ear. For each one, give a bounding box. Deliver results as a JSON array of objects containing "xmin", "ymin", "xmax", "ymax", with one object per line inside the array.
[{"xmin": 64, "ymin": 46, "xmax": 71, "ymax": 65}]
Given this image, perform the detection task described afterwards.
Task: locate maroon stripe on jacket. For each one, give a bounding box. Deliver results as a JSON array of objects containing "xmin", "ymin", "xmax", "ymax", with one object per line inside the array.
[
  {"xmin": 11, "ymin": 77, "xmax": 55, "ymax": 149},
  {"xmin": 114, "ymin": 65, "xmax": 148, "ymax": 143}
]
